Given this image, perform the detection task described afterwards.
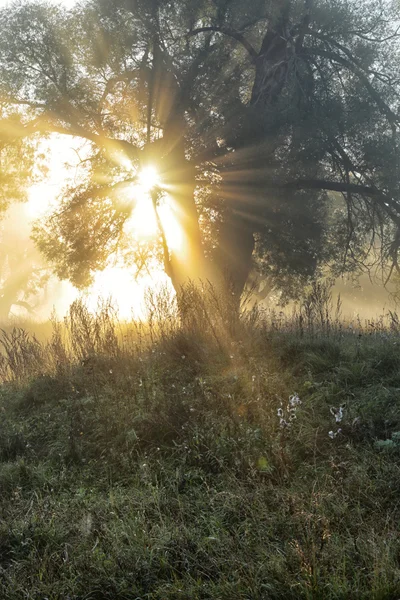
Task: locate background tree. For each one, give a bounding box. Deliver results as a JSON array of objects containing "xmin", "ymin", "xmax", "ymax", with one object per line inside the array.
[
  {"xmin": 0, "ymin": 0, "xmax": 400, "ymax": 304},
  {"xmin": 0, "ymin": 204, "xmax": 50, "ymax": 320}
]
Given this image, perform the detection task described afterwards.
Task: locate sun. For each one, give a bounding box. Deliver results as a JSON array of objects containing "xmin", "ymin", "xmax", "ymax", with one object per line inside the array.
[
  {"xmin": 125, "ymin": 166, "xmax": 183, "ymax": 252},
  {"xmin": 137, "ymin": 165, "xmax": 160, "ymax": 192},
  {"xmin": 21, "ymin": 144, "xmax": 185, "ymax": 320}
]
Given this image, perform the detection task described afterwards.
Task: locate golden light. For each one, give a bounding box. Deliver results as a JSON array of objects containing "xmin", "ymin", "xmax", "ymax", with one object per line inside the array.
[
  {"xmin": 25, "ymin": 136, "xmax": 78, "ymax": 222},
  {"xmin": 127, "ymin": 166, "xmax": 183, "ymax": 253},
  {"xmin": 86, "ymin": 267, "xmax": 143, "ymax": 319},
  {"xmin": 14, "ymin": 141, "xmax": 185, "ymax": 321},
  {"xmin": 126, "ymin": 195, "xmax": 158, "ymax": 238},
  {"xmin": 157, "ymin": 199, "xmax": 183, "ymax": 251},
  {"xmin": 138, "ymin": 165, "xmax": 160, "ymax": 192},
  {"xmin": 26, "ymin": 183, "xmax": 56, "ymax": 219}
]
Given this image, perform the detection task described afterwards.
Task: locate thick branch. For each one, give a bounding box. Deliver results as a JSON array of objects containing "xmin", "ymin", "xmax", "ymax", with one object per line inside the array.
[
  {"xmin": 0, "ymin": 96, "xmax": 46, "ymax": 109},
  {"xmin": 295, "ymin": 0, "xmax": 313, "ymax": 52},
  {"xmin": 188, "ymin": 26, "xmax": 258, "ymax": 61},
  {"xmin": 98, "ymin": 68, "xmax": 148, "ymax": 110},
  {"xmin": 282, "ymin": 178, "xmax": 400, "ymax": 225},
  {"xmin": 0, "ymin": 115, "xmax": 141, "ymax": 163},
  {"xmin": 284, "ymin": 178, "xmax": 388, "ymax": 197},
  {"xmin": 303, "ymin": 47, "xmax": 399, "ymax": 134},
  {"xmin": 309, "ymin": 31, "xmax": 397, "ymax": 85},
  {"xmin": 347, "ymin": 24, "xmax": 400, "ymax": 44}
]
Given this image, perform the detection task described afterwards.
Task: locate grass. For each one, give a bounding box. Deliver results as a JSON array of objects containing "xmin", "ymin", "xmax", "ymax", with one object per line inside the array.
[{"xmin": 0, "ymin": 284, "xmax": 399, "ymax": 599}]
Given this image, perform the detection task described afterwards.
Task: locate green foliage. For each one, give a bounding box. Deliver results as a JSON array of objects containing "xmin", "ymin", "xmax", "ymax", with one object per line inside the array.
[
  {"xmin": 33, "ymin": 183, "xmax": 133, "ymax": 287},
  {"xmin": 1, "ymin": 0, "xmax": 400, "ymax": 296}
]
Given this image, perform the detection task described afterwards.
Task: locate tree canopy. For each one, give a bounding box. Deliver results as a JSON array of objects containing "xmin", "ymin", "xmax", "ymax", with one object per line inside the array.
[{"xmin": 1, "ymin": 0, "xmax": 400, "ymax": 302}]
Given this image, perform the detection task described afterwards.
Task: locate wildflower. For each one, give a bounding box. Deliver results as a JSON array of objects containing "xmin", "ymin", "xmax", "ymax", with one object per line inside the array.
[
  {"xmin": 330, "ymin": 404, "xmax": 346, "ymax": 423},
  {"xmin": 277, "ymin": 393, "xmax": 302, "ymax": 431},
  {"xmin": 329, "ymin": 428, "xmax": 342, "ymax": 439},
  {"xmin": 289, "ymin": 394, "xmax": 301, "ymax": 407}
]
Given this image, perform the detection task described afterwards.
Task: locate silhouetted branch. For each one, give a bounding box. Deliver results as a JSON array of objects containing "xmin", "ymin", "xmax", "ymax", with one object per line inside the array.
[
  {"xmin": 295, "ymin": 0, "xmax": 313, "ymax": 52},
  {"xmin": 303, "ymin": 47, "xmax": 399, "ymax": 135},
  {"xmin": 284, "ymin": 178, "xmax": 386, "ymax": 197},
  {"xmin": 188, "ymin": 27, "xmax": 258, "ymax": 61}
]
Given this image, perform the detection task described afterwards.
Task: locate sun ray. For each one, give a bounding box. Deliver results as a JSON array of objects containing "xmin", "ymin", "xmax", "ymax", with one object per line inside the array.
[
  {"xmin": 13, "ymin": 147, "xmax": 186, "ymax": 319},
  {"xmin": 124, "ymin": 167, "xmax": 184, "ymax": 253},
  {"xmin": 157, "ymin": 198, "xmax": 183, "ymax": 252},
  {"xmin": 126, "ymin": 193, "xmax": 158, "ymax": 238}
]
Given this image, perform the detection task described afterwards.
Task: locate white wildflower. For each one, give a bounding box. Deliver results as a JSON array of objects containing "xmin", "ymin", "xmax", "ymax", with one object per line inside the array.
[
  {"xmin": 289, "ymin": 394, "xmax": 301, "ymax": 407},
  {"xmin": 328, "ymin": 428, "xmax": 342, "ymax": 439},
  {"xmin": 330, "ymin": 404, "xmax": 346, "ymax": 423},
  {"xmin": 252, "ymin": 375, "xmax": 256, "ymax": 391}
]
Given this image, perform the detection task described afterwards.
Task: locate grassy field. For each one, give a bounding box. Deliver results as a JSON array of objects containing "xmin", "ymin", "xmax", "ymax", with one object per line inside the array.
[{"xmin": 0, "ymin": 286, "xmax": 399, "ymax": 599}]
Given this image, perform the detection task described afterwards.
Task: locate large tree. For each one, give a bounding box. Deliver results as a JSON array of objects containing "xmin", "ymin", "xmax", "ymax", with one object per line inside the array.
[{"xmin": 1, "ymin": 0, "xmax": 400, "ymax": 303}]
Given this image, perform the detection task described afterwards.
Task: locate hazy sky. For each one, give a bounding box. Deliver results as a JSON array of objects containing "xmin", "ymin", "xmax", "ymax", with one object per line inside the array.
[{"xmin": 0, "ymin": 0, "xmax": 77, "ymax": 7}]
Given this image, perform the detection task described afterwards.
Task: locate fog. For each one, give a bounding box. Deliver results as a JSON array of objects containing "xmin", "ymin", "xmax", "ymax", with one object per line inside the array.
[
  {"xmin": 0, "ymin": 145, "xmax": 397, "ymax": 324},
  {"xmin": 0, "ymin": 136, "xmax": 170, "ymax": 323}
]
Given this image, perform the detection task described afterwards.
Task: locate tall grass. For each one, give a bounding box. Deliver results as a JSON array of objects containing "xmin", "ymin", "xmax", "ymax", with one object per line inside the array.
[{"xmin": 0, "ymin": 281, "xmax": 399, "ymax": 599}]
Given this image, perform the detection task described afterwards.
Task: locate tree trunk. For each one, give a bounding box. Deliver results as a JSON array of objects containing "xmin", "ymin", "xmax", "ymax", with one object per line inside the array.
[
  {"xmin": 0, "ymin": 262, "xmax": 33, "ymax": 320},
  {"xmin": 213, "ymin": 16, "xmax": 293, "ymax": 301},
  {"xmin": 145, "ymin": 119, "xmax": 212, "ymax": 294},
  {"xmin": 163, "ymin": 154, "xmax": 208, "ymax": 290},
  {"xmin": 146, "ymin": 15, "xmax": 293, "ymax": 301},
  {"xmin": 214, "ymin": 211, "xmax": 255, "ymax": 301}
]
